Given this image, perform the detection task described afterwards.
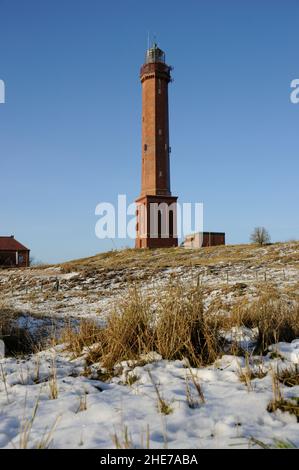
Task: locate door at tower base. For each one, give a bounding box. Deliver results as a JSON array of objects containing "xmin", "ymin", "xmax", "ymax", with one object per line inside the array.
[{"xmin": 135, "ymin": 195, "xmax": 178, "ymax": 249}]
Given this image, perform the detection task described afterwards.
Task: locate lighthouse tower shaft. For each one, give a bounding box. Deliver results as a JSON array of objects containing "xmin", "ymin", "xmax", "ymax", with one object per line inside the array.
[
  {"xmin": 140, "ymin": 48, "xmax": 171, "ymax": 196},
  {"xmin": 135, "ymin": 44, "xmax": 178, "ymax": 249}
]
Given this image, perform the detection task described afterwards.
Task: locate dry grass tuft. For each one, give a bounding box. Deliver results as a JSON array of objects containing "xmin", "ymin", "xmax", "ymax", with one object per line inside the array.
[
  {"xmin": 59, "ymin": 282, "xmax": 299, "ymax": 376},
  {"xmin": 82, "ymin": 283, "xmax": 223, "ymax": 370},
  {"xmin": 76, "ymin": 391, "xmax": 88, "ymax": 413},
  {"xmin": 148, "ymin": 371, "xmax": 173, "ymax": 415},
  {"xmin": 220, "ymin": 295, "xmax": 299, "ymax": 353},
  {"xmin": 60, "ymin": 319, "xmax": 103, "ymax": 358},
  {"xmin": 48, "ymin": 357, "xmax": 58, "ymax": 400},
  {"xmin": 249, "ymin": 437, "xmax": 298, "ymax": 449},
  {"xmin": 267, "ymin": 368, "xmax": 299, "ymax": 422},
  {"xmin": 276, "ymin": 364, "xmax": 299, "ymax": 387},
  {"xmin": 237, "ymin": 354, "xmax": 267, "ymax": 390},
  {"xmin": 155, "ymin": 284, "xmax": 221, "ymax": 366},
  {"xmin": 111, "ymin": 425, "xmax": 133, "ymax": 449},
  {"xmin": 96, "ymin": 288, "xmax": 154, "ymax": 369},
  {"xmin": 185, "ymin": 364, "xmax": 205, "ymax": 409},
  {"xmin": 267, "ymin": 397, "xmax": 299, "ymax": 422}
]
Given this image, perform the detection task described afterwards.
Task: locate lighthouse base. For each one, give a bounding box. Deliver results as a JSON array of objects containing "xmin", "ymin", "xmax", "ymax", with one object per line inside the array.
[{"xmin": 135, "ymin": 194, "xmax": 178, "ymax": 249}]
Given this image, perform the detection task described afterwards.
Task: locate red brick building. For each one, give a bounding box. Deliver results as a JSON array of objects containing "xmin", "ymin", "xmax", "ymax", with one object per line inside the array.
[
  {"xmin": 182, "ymin": 232, "xmax": 225, "ymax": 249},
  {"xmin": 135, "ymin": 43, "xmax": 178, "ymax": 249},
  {"xmin": 0, "ymin": 236, "xmax": 30, "ymax": 268}
]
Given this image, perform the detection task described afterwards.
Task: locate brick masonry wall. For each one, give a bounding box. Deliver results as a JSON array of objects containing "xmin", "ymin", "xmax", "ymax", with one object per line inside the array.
[
  {"xmin": 135, "ymin": 195, "xmax": 178, "ymax": 249},
  {"xmin": 0, "ymin": 250, "xmax": 30, "ymax": 267},
  {"xmin": 18, "ymin": 250, "xmax": 30, "ymax": 267},
  {"xmin": 140, "ymin": 62, "xmax": 171, "ymax": 197},
  {"xmin": 202, "ymin": 233, "xmax": 225, "ymax": 247}
]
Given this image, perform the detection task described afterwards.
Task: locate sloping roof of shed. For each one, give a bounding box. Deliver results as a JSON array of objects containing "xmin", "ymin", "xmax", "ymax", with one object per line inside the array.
[{"xmin": 0, "ymin": 237, "xmax": 29, "ymax": 251}]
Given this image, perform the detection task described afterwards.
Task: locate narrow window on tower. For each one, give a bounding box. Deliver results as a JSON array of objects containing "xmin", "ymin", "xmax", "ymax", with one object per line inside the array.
[
  {"xmin": 169, "ymin": 211, "xmax": 173, "ymax": 238},
  {"xmin": 158, "ymin": 129, "xmax": 162, "ymax": 136},
  {"xmin": 158, "ymin": 79, "xmax": 161, "ymax": 94},
  {"xmin": 158, "ymin": 211, "xmax": 162, "ymax": 239},
  {"xmin": 144, "ymin": 144, "xmax": 147, "ymax": 152}
]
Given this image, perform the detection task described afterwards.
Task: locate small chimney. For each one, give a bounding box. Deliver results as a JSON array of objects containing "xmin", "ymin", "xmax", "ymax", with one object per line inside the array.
[{"xmin": 10, "ymin": 235, "xmax": 14, "ymax": 238}]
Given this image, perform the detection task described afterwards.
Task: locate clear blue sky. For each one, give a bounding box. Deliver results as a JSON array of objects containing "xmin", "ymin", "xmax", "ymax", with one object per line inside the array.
[{"xmin": 0, "ymin": 0, "xmax": 298, "ymax": 263}]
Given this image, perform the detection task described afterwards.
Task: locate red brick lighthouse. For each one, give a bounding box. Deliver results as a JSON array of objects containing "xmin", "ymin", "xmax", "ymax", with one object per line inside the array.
[{"xmin": 135, "ymin": 43, "xmax": 178, "ymax": 249}]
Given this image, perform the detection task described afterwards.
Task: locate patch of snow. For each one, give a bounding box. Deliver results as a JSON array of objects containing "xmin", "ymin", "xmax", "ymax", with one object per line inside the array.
[
  {"xmin": 0, "ymin": 342, "xmax": 298, "ymax": 449},
  {"xmin": 220, "ymin": 327, "xmax": 259, "ymax": 352},
  {"xmin": 269, "ymin": 340, "xmax": 299, "ymax": 363}
]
